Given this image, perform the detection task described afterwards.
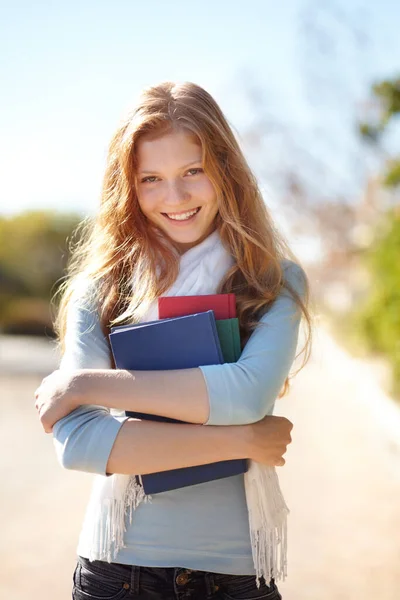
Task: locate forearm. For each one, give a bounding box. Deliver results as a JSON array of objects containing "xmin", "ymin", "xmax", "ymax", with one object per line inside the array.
[
  {"xmin": 106, "ymin": 418, "xmax": 249, "ymax": 475},
  {"xmin": 79, "ymin": 368, "xmax": 209, "ymax": 424}
]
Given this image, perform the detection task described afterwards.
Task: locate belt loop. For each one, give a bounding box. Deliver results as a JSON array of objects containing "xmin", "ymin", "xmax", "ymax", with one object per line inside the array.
[{"xmin": 130, "ymin": 564, "xmax": 140, "ymax": 594}]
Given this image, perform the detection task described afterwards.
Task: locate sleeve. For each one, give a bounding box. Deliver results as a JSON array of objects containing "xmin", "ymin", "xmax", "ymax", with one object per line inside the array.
[
  {"xmin": 52, "ymin": 283, "xmax": 129, "ymax": 475},
  {"xmin": 199, "ymin": 261, "xmax": 307, "ymax": 426}
]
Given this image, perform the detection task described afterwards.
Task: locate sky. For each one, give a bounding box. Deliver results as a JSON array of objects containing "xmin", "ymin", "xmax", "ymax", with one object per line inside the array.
[{"xmin": 1, "ymin": 0, "xmax": 399, "ymax": 234}]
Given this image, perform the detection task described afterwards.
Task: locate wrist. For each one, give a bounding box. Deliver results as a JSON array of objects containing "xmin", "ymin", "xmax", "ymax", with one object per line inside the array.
[
  {"xmin": 225, "ymin": 424, "xmax": 252, "ymax": 460},
  {"xmin": 71, "ymin": 369, "xmax": 91, "ymax": 406},
  {"xmin": 72, "ymin": 369, "xmax": 126, "ymax": 409}
]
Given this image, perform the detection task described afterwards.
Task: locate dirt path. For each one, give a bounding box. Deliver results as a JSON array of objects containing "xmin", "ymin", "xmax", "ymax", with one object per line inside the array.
[
  {"xmin": 1, "ymin": 330, "xmax": 399, "ymax": 600},
  {"xmin": 276, "ymin": 326, "xmax": 400, "ymax": 600}
]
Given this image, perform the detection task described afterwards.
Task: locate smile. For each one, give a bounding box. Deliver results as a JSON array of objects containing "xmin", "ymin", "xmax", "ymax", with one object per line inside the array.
[{"xmin": 162, "ymin": 207, "xmax": 201, "ymax": 221}]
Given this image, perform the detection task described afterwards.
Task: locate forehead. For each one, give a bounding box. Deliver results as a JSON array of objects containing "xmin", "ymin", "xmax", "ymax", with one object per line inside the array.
[{"xmin": 136, "ymin": 129, "xmax": 202, "ymax": 169}]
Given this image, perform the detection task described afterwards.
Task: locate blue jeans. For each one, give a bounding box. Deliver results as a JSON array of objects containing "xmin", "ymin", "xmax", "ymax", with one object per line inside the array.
[{"xmin": 72, "ymin": 555, "xmax": 283, "ymax": 599}]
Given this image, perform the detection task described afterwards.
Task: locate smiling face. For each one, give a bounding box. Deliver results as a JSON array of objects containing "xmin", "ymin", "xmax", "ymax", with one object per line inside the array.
[{"xmin": 135, "ymin": 128, "xmax": 219, "ymax": 254}]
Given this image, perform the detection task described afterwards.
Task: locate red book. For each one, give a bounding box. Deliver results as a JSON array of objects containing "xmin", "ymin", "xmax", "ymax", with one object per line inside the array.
[{"xmin": 158, "ymin": 293, "xmax": 236, "ymax": 320}]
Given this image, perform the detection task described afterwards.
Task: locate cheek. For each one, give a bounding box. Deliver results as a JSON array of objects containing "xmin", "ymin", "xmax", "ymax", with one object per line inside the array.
[
  {"xmin": 194, "ymin": 178, "xmax": 217, "ymax": 204},
  {"xmin": 137, "ymin": 189, "xmax": 158, "ymax": 217},
  {"xmin": 204, "ymin": 184, "xmax": 219, "ymax": 215}
]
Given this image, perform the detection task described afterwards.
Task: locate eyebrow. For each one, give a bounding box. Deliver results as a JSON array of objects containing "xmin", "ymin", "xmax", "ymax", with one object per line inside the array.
[{"xmin": 138, "ymin": 160, "xmax": 202, "ymax": 175}]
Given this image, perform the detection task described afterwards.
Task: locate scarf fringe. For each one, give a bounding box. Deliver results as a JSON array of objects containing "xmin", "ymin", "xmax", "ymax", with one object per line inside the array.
[
  {"xmin": 245, "ymin": 463, "xmax": 289, "ymax": 587},
  {"xmin": 89, "ymin": 465, "xmax": 289, "ymax": 589},
  {"xmin": 87, "ymin": 476, "xmax": 152, "ymax": 563}
]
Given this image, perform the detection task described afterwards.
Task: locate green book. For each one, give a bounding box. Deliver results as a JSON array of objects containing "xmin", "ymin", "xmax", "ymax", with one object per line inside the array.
[{"xmin": 215, "ymin": 318, "xmax": 242, "ymax": 363}]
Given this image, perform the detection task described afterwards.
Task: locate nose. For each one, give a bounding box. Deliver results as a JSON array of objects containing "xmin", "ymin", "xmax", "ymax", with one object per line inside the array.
[{"xmin": 163, "ymin": 180, "xmax": 190, "ymax": 207}]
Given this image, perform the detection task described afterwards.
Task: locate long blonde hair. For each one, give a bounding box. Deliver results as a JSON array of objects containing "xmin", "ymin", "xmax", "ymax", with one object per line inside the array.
[{"xmin": 54, "ymin": 81, "xmax": 314, "ymax": 395}]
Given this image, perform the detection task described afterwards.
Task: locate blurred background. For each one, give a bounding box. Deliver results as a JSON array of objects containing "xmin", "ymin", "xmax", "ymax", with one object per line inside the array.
[{"xmin": 1, "ymin": 1, "xmax": 399, "ymax": 599}]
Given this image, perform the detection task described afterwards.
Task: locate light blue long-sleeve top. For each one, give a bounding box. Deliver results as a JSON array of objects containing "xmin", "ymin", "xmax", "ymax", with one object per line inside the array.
[{"xmin": 52, "ymin": 259, "xmax": 306, "ymax": 575}]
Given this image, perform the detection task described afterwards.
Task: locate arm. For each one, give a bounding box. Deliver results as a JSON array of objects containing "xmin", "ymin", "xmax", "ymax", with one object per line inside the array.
[
  {"xmin": 51, "ymin": 281, "xmax": 129, "ymax": 474},
  {"xmin": 51, "ymin": 281, "xmax": 277, "ymax": 476},
  {"xmin": 106, "ymin": 420, "xmax": 247, "ymax": 475},
  {"xmin": 202, "ymin": 260, "xmax": 307, "ymax": 425},
  {"xmin": 106, "ymin": 414, "xmax": 293, "ymax": 475},
  {"xmin": 76, "ymin": 260, "xmax": 306, "ymax": 426}
]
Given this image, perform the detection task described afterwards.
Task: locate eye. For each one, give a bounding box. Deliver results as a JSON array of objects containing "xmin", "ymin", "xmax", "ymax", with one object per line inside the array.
[
  {"xmin": 141, "ymin": 176, "xmax": 158, "ymax": 184},
  {"xmin": 186, "ymin": 168, "xmax": 203, "ymax": 176}
]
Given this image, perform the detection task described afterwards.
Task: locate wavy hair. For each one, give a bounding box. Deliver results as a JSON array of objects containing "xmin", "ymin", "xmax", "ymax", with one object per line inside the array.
[{"xmin": 54, "ymin": 81, "xmax": 314, "ymax": 396}]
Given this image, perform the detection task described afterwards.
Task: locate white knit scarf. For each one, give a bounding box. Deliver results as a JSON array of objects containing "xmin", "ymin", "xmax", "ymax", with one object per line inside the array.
[{"xmin": 85, "ymin": 229, "xmax": 289, "ymax": 587}]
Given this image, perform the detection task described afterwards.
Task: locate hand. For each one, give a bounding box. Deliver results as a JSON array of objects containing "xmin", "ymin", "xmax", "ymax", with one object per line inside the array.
[
  {"xmin": 34, "ymin": 370, "xmax": 82, "ymax": 433},
  {"xmin": 246, "ymin": 415, "xmax": 293, "ymax": 467}
]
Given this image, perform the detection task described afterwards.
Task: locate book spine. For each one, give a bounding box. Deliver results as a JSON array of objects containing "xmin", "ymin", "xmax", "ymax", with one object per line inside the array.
[
  {"xmin": 207, "ymin": 311, "xmax": 224, "ymax": 364},
  {"xmin": 229, "ymin": 320, "xmax": 234, "ymax": 361},
  {"xmin": 157, "ymin": 298, "xmax": 165, "ymax": 319},
  {"xmin": 232, "ymin": 318, "xmax": 242, "ymax": 360}
]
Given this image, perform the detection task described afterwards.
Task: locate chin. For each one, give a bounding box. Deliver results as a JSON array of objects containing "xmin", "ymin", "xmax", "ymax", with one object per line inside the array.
[
  {"xmin": 161, "ymin": 229, "xmax": 207, "ymax": 252},
  {"xmin": 153, "ymin": 214, "xmax": 218, "ymax": 248},
  {"xmin": 169, "ymin": 234, "xmax": 203, "ymax": 246}
]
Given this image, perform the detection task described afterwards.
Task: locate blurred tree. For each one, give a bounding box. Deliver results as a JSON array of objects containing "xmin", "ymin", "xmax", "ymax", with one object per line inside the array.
[
  {"xmin": 358, "ymin": 77, "xmax": 400, "ymax": 187},
  {"xmin": 232, "ymin": 1, "xmax": 376, "ymax": 269},
  {"xmin": 0, "ymin": 210, "xmax": 82, "ymax": 335},
  {"xmin": 232, "ymin": 3, "xmax": 400, "ymax": 397},
  {"xmin": 353, "ymin": 76, "xmax": 400, "ymax": 398},
  {"xmin": 354, "ymin": 209, "xmax": 400, "ymax": 397}
]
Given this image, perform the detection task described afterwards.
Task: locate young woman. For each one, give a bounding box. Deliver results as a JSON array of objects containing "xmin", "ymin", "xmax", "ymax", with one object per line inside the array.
[{"xmin": 35, "ymin": 81, "xmax": 313, "ymax": 600}]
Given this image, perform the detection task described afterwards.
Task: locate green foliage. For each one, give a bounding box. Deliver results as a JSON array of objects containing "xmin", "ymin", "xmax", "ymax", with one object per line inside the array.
[
  {"xmin": 372, "ymin": 78, "xmax": 400, "ymax": 121},
  {"xmin": 0, "ymin": 210, "xmax": 82, "ymax": 334},
  {"xmin": 358, "ymin": 75, "xmax": 400, "ymax": 189},
  {"xmin": 354, "ymin": 210, "xmax": 400, "ymax": 397},
  {"xmin": 383, "ymin": 159, "xmax": 400, "ymax": 188}
]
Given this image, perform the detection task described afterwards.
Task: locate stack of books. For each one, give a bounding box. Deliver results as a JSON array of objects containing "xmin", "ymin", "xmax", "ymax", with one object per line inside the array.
[{"xmin": 108, "ymin": 294, "xmax": 248, "ymax": 494}]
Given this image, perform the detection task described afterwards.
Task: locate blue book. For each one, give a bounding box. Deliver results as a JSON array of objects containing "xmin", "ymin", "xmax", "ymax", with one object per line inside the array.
[
  {"xmin": 109, "ymin": 311, "xmax": 248, "ymax": 494},
  {"xmin": 111, "ymin": 317, "xmax": 241, "ymax": 367},
  {"xmin": 109, "ymin": 312, "xmax": 222, "ymax": 424}
]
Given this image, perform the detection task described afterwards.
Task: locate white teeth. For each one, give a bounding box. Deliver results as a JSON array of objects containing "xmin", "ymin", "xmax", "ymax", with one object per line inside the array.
[{"xmin": 165, "ymin": 208, "xmax": 199, "ymax": 221}]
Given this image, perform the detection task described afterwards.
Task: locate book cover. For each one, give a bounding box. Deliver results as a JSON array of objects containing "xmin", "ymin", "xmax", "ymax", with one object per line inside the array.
[
  {"xmin": 158, "ymin": 293, "xmax": 236, "ymax": 320},
  {"xmin": 110, "ymin": 311, "xmax": 224, "ymax": 371},
  {"xmin": 109, "ymin": 311, "xmax": 247, "ymax": 493},
  {"xmin": 112, "ymin": 317, "xmax": 241, "ymax": 364},
  {"xmin": 109, "ymin": 311, "xmax": 223, "ymax": 425},
  {"xmin": 215, "ymin": 318, "xmax": 241, "ymax": 363}
]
